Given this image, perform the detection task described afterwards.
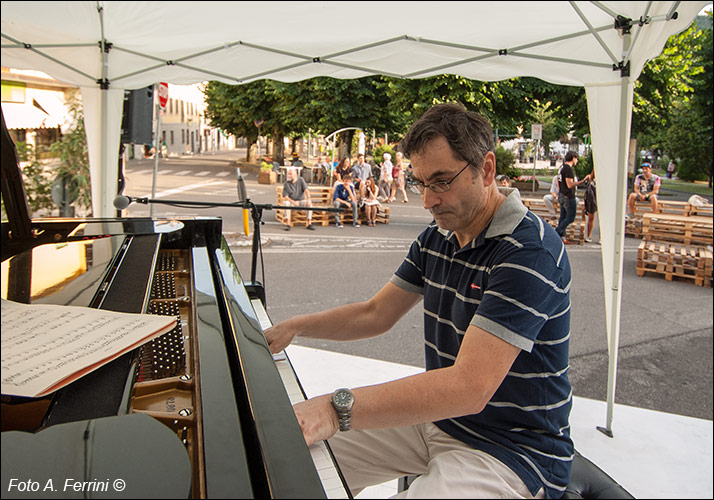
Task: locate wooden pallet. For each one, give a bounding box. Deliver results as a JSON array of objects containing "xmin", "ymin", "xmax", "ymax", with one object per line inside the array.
[
  {"xmin": 521, "ymin": 197, "xmax": 585, "ymax": 244},
  {"xmin": 275, "ymin": 185, "xmax": 333, "ymax": 226},
  {"xmin": 687, "ymin": 203, "xmax": 713, "ymax": 218},
  {"xmin": 625, "ymin": 200, "xmax": 690, "ymax": 237},
  {"xmin": 641, "ymin": 214, "xmax": 714, "ymax": 246},
  {"xmin": 275, "ymin": 185, "xmax": 390, "ymax": 226},
  {"xmin": 636, "ymin": 240, "xmax": 713, "ymax": 287}
]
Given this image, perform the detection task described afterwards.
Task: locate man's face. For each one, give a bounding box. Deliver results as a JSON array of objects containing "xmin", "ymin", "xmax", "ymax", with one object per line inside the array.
[
  {"xmin": 642, "ymin": 166, "xmax": 652, "ymax": 177},
  {"xmin": 410, "ymin": 136, "xmax": 487, "ymax": 232},
  {"xmin": 287, "ymin": 169, "xmax": 297, "ymax": 182},
  {"xmin": 358, "ymin": 155, "xmax": 365, "ymax": 164}
]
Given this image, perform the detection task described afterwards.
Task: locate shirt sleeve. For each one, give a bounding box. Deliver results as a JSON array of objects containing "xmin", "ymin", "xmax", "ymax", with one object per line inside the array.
[
  {"xmin": 470, "ymin": 244, "xmax": 566, "ymax": 352},
  {"xmin": 391, "ymin": 236, "xmax": 425, "ymax": 295}
]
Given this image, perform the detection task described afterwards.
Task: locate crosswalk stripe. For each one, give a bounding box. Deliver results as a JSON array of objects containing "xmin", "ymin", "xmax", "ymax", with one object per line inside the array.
[
  {"xmin": 175, "ymin": 170, "xmax": 192, "ymax": 176},
  {"xmin": 216, "ymin": 171, "xmax": 231, "ymax": 177},
  {"xmin": 196, "ymin": 171, "xmax": 210, "ymax": 176}
]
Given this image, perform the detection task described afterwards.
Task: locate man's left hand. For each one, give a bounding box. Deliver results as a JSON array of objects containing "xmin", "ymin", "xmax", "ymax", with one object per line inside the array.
[{"xmin": 293, "ymin": 395, "xmax": 339, "ymax": 446}]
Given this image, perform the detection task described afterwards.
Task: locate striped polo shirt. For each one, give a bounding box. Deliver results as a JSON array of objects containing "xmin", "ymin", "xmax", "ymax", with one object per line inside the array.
[{"xmin": 391, "ymin": 190, "xmax": 574, "ymax": 498}]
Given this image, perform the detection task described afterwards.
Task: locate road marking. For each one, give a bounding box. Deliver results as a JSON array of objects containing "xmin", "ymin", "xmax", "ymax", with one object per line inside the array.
[
  {"xmin": 152, "ymin": 180, "xmax": 229, "ymax": 198},
  {"xmin": 195, "ymin": 170, "xmax": 211, "ymax": 176},
  {"xmin": 175, "ymin": 170, "xmax": 192, "ymax": 176},
  {"xmin": 216, "ymin": 171, "xmax": 231, "ymax": 177}
]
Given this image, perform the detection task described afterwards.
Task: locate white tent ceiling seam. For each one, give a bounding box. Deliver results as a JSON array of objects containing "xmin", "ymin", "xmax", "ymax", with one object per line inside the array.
[
  {"xmin": 2, "ymin": 16, "xmax": 682, "ymax": 86},
  {"xmin": 1, "ymin": 1, "xmax": 708, "ymax": 438}
]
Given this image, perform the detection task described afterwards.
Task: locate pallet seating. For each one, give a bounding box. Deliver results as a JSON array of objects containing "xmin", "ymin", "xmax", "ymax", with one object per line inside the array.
[
  {"xmin": 625, "ymin": 200, "xmax": 689, "ymax": 237},
  {"xmin": 637, "ymin": 240, "xmax": 712, "ymax": 287},
  {"xmin": 275, "ymin": 185, "xmax": 332, "ymax": 226},
  {"xmin": 636, "ymin": 213, "xmax": 713, "ymax": 287},
  {"xmin": 275, "ymin": 185, "xmax": 390, "ymax": 226},
  {"xmin": 521, "ymin": 197, "xmax": 586, "ymax": 245}
]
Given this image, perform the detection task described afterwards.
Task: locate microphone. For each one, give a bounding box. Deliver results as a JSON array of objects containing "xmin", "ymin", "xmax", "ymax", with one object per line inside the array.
[
  {"xmin": 236, "ymin": 168, "xmax": 248, "ymax": 202},
  {"xmin": 236, "ymin": 168, "xmax": 250, "ymax": 237},
  {"xmin": 113, "ymin": 195, "xmax": 148, "ymax": 209},
  {"xmin": 114, "ymin": 195, "xmax": 133, "ymax": 210}
]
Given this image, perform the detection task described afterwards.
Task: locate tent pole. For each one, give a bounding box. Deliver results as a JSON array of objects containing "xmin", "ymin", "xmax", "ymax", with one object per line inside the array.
[{"xmin": 597, "ymin": 76, "xmax": 632, "ymax": 438}]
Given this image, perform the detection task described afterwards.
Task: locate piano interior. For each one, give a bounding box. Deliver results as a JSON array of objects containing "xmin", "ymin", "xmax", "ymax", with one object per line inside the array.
[{"xmin": 1, "ymin": 218, "xmax": 350, "ymax": 498}]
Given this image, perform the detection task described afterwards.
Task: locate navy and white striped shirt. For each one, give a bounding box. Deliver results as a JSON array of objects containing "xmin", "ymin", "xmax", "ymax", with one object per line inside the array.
[{"xmin": 391, "ymin": 190, "xmax": 574, "ymax": 498}]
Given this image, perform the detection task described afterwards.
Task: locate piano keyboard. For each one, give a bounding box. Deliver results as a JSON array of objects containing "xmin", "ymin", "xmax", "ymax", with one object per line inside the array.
[{"xmin": 250, "ymin": 299, "xmax": 351, "ymax": 499}]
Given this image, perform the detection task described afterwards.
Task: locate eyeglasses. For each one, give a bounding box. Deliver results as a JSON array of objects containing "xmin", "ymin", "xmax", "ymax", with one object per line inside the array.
[{"xmin": 413, "ymin": 163, "xmax": 472, "ymax": 194}]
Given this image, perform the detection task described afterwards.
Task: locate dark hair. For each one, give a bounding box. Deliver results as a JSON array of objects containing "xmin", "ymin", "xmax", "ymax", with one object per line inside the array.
[
  {"xmin": 565, "ymin": 151, "xmax": 579, "ymax": 163},
  {"xmin": 399, "ymin": 102, "xmax": 494, "ymax": 174}
]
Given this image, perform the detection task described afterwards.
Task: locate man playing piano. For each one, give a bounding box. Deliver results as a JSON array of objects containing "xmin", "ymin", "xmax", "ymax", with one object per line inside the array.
[{"xmin": 266, "ymin": 103, "xmax": 573, "ymax": 499}]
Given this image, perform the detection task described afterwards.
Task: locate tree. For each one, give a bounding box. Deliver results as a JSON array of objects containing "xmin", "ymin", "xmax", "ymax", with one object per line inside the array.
[
  {"xmin": 662, "ymin": 12, "xmax": 713, "ymax": 184},
  {"xmin": 203, "ymin": 80, "xmax": 282, "ymax": 163},
  {"xmin": 14, "ymin": 90, "xmax": 92, "ymax": 216}
]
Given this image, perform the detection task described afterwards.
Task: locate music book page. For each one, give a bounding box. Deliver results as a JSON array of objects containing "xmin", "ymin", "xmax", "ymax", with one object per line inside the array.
[{"xmin": 1, "ymin": 299, "xmax": 177, "ymax": 398}]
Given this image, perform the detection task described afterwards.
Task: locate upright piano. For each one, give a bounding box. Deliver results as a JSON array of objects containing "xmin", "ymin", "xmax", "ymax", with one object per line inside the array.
[{"xmin": 1, "ymin": 215, "xmax": 349, "ymax": 497}]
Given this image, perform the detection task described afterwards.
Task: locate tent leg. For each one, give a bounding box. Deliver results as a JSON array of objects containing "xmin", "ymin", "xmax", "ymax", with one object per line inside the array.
[{"xmin": 598, "ymin": 77, "xmax": 633, "ymax": 438}]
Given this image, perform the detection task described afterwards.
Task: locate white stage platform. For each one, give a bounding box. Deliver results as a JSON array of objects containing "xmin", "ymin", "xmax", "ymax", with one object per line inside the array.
[{"xmin": 285, "ymin": 345, "xmax": 714, "ymax": 499}]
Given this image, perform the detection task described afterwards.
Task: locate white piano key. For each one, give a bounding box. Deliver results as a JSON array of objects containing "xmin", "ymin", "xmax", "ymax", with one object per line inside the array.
[{"xmin": 250, "ymin": 298, "xmax": 350, "ymax": 499}]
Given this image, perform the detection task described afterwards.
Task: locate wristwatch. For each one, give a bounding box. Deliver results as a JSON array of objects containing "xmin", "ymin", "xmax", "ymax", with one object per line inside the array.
[{"xmin": 331, "ymin": 388, "xmax": 355, "ymax": 431}]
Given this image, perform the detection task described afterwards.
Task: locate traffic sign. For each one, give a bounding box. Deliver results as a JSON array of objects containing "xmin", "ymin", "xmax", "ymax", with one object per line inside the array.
[
  {"xmin": 254, "ymin": 119, "xmax": 264, "ymax": 128},
  {"xmin": 531, "ymin": 124, "xmax": 542, "ymax": 140},
  {"xmin": 158, "ymin": 82, "xmax": 168, "ymax": 109}
]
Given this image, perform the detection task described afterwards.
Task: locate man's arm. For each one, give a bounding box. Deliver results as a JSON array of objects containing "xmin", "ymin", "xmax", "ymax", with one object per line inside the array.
[
  {"xmin": 293, "ymin": 324, "xmax": 521, "ymax": 445},
  {"xmin": 265, "ymin": 281, "xmax": 421, "ymax": 353}
]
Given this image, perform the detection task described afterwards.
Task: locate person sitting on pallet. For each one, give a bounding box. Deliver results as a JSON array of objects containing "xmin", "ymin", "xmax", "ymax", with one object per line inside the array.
[
  {"xmin": 281, "ymin": 167, "xmax": 315, "ymax": 231},
  {"xmin": 627, "ymin": 162, "xmax": 660, "ymax": 218},
  {"xmin": 362, "ymin": 177, "xmax": 381, "ymax": 227},
  {"xmin": 333, "ymin": 174, "xmax": 360, "ymax": 228},
  {"xmin": 352, "ymin": 153, "xmax": 372, "ymax": 200}
]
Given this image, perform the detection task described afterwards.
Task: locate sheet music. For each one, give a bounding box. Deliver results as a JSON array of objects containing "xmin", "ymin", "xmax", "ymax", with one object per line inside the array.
[{"xmin": 1, "ymin": 299, "xmax": 176, "ymax": 398}]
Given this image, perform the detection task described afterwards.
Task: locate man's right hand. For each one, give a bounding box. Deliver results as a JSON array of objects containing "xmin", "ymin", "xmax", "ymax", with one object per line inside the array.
[{"xmin": 264, "ymin": 321, "xmax": 299, "ymax": 353}]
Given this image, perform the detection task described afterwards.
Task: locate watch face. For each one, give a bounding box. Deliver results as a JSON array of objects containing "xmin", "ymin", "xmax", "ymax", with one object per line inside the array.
[{"xmin": 333, "ymin": 389, "xmax": 353, "ymax": 410}]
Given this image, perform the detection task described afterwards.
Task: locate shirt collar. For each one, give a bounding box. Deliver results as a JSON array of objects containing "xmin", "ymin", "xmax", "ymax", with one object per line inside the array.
[{"xmin": 440, "ymin": 188, "xmax": 526, "ymax": 248}]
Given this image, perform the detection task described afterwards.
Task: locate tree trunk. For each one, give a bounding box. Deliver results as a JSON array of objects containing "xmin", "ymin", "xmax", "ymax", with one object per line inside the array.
[
  {"xmin": 272, "ymin": 126, "xmax": 285, "ymax": 165},
  {"xmin": 246, "ymin": 137, "xmax": 257, "ymax": 163},
  {"xmin": 337, "ymin": 130, "xmax": 356, "ymax": 160}
]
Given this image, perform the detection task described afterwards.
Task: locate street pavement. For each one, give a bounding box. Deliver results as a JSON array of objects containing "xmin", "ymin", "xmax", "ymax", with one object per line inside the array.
[{"xmin": 126, "ymin": 151, "xmax": 713, "ymax": 421}]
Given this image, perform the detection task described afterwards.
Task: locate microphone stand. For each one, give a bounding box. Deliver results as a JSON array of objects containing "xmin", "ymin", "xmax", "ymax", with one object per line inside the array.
[{"xmin": 127, "ymin": 196, "xmax": 343, "ymax": 300}]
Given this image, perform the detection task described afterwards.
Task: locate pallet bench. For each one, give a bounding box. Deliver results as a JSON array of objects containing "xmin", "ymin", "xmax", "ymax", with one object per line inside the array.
[
  {"xmin": 641, "ymin": 213, "xmax": 713, "ymax": 247},
  {"xmin": 521, "ymin": 197, "xmax": 586, "ymax": 245},
  {"xmin": 635, "ymin": 213, "xmax": 713, "ymax": 287},
  {"xmin": 275, "ymin": 185, "xmax": 390, "ymax": 226},
  {"xmin": 625, "ymin": 200, "xmax": 691, "ymax": 237},
  {"xmin": 636, "ymin": 240, "xmax": 712, "ymax": 287}
]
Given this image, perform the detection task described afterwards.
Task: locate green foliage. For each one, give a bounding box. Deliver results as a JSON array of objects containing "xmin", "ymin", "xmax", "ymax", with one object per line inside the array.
[
  {"xmin": 373, "ymin": 144, "xmax": 396, "ymax": 165},
  {"xmin": 660, "ymin": 12, "xmax": 713, "ymax": 183},
  {"xmin": 494, "ymin": 146, "xmax": 516, "ymax": 175},
  {"xmin": 575, "ymin": 154, "xmax": 593, "ymax": 181},
  {"xmin": 49, "ymin": 98, "xmax": 92, "ymax": 214},
  {"xmin": 16, "ymin": 142, "xmax": 54, "ymax": 214}
]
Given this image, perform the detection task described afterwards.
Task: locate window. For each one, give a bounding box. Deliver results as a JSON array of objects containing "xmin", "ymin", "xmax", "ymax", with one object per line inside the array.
[{"xmin": 170, "ymin": 130, "xmax": 174, "ymax": 145}]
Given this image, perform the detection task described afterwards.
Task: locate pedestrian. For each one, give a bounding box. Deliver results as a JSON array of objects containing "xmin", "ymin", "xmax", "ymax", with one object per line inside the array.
[
  {"xmin": 667, "ymin": 160, "xmax": 675, "ymax": 180},
  {"xmin": 555, "ymin": 151, "xmax": 587, "ymax": 244},
  {"xmin": 583, "ymin": 170, "xmax": 597, "ymax": 243},
  {"xmin": 265, "ymin": 102, "xmax": 573, "ymax": 499},
  {"xmin": 377, "ymin": 153, "xmax": 393, "ymax": 202},
  {"xmin": 391, "ymin": 151, "xmax": 409, "ymax": 203}
]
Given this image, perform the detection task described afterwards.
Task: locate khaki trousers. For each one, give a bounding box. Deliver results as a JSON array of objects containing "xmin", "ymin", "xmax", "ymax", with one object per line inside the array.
[{"xmin": 328, "ymin": 422, "xmax": 545, "ymax": 499}]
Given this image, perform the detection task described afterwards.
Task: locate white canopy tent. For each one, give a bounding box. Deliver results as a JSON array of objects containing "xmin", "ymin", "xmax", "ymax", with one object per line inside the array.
[{"xmin": 2, "ymin": 1, "xmax": 707, "ymax": 435}]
